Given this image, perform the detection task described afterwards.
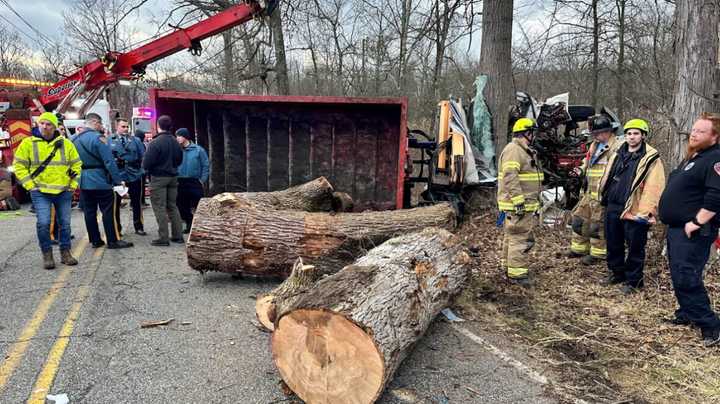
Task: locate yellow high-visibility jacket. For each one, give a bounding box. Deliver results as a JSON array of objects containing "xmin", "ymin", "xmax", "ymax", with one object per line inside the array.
[
  {"xmin": 599, "ymin": 142, "xmax": 666, "ymax": 223},
  {"xmin": 578, "ymin": 135, "xmax": 620, "ymax": 200},
  {"xmin": 13, "ymin": 134, "xmax": 82, "ymax": 194},
  {"xmin": 497, "ymin": 138, "xmax": 543, "ymax": 212}
]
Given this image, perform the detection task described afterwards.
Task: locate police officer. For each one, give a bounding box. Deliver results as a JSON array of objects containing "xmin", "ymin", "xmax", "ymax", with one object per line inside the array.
[
  {"xmin": 73, "ymin": 113, "xmax": 133, "ymax": 249},
  {"xmin": 13, "ymin": 112, "xmax": 82, "ymax": 269},
  {"xmin": 568, "ymin": 115, "xmax": 620, "ymax": 265},
  {"xmin": 599, "ymin": 119, "xmax": 665, "ymax": 293},
  {"xmin": 497, "ymin": 118, "xmax": 543, "ymax": 286},
  {"xmin": 110, "ymin": 118, "xmax": 146, "ymax": 236},
  {"xmin": 659, "ymin": 113, "xmax": 720, "ymax": 347}
]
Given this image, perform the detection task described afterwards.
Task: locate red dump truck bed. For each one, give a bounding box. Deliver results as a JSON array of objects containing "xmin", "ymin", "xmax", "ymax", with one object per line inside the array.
[{"xmin": 149, "ymin": 89, "xmax": 408, "ymax": 210}]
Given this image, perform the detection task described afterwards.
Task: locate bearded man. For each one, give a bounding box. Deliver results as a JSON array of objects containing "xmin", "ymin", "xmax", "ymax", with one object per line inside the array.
[{"xmin": 658, "ymin": 113, "xmax": 720, "ymax": 347}]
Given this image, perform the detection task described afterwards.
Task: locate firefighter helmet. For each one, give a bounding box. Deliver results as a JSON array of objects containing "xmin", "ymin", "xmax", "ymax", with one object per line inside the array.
[
  {"xmin": 589, "ymin": 115, "xmax": 613, "ymax": 134},
  {"xmin": 624, "ymin": 118, "xmax": 649, "ymax": 134},
  {"xmin": 512, "ymin": 118, "xmax": 536, "ymax": 134}
]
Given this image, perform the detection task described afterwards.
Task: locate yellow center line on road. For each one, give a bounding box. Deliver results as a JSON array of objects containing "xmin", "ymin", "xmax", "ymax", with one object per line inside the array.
[
  {"xmin": 0, "ymin": 236, "xmax": 89, "ymax": 392},
  {"xmin": 27, "ymin": 245, "xmax": 104, "ymax": 403}
]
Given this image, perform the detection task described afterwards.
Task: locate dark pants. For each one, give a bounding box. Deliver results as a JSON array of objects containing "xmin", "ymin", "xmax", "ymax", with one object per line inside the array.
[
  {"xmin": 81, "ymin": 189, "xmax": 120, "ymax": 244},
  {"xmin": 177, "ymin": 178, "xmax": 204, "ymax": 227},
  {"xmin": 150, "ymin": 176, "xmax": 183, "ymax": 242},
  {"xmin": 114, "ymin": 179, "xmax": 144, "ymax": 232},
  {"xmin": 30, "ymin": 190, "xmax": 72, "ymax": 252},
  {"xmin": 667, "ymin": 226, "xmax": 720, "ymax": 334},
  {"xmin": 605, "ymin": 208, "xmax": 649, "ymax": 287}
]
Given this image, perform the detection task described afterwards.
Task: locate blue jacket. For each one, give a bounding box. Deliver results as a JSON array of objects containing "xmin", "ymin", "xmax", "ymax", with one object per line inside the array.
[
  {"xmin": 178, "ymin": 143, "xmax": 209, "ymax": 183},
  {"xmin": 73, "ymin": 129, "xmax": 123, "ymax": 190},
  {"xmin": 109, "ymin": 133, "xmax": 145, "ymax": 182}
]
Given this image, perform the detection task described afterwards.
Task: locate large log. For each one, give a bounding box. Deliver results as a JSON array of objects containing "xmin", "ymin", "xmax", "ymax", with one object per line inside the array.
[
  {"xmin": 187, "ymin": 200, "xmax": 456, "ymax": 277},
  {"xmin": 207, "ymin": 176, "xmax": 337, "ymax": 212},
  {"xmin": 271, "ymin": 227, "xmax": 470, "ymax": 404}
]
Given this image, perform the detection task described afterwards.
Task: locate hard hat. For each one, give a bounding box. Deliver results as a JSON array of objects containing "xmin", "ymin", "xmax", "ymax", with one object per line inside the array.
[
  {"xmin": 588, "ymin": 115, "xmax": 613, "ymax": 135},
  {"xmin": 512, "ymin": 118, "xmax": 536, "ymax": 134},
  {"xmin": 38, "ymin": 112, "xmax": 58, "ymax": 128},
  {"xmin": 624, "ymin": 118, "xmax": 649, "ymax": 134}
]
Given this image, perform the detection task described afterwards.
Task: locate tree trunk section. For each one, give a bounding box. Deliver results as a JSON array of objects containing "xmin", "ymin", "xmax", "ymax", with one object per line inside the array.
[
  {"xmin": 269, "ymin": 6, "xmax": 290, "ymax": 95},
  {"xmin": 670, "ymin": 0, "xmax": 720, "ymax": 167},
  {"xmin": 479, "ymin": 0, "xmax": 514, "ymax": 160},
  {"xmin": 271, "ymin": 228, "xmax": 470, "ymax": 404},
  {"xmin": 187, "ymin": 202, "xmax": 456, "ymax": 277}
]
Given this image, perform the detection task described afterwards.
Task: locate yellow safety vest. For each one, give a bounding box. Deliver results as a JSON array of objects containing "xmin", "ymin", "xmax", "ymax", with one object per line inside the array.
[{"xmin": 13, "ymin": 134, "xmax": 82, "ymax": 194}]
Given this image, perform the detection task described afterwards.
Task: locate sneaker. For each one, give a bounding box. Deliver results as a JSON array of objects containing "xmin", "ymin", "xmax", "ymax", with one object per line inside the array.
[
  {"xmin": 92, "ymin": 240, "xmax": 106, "ymax": 248},
  {"xmin": 135, "ymin": 230, "xmax": 147, "ymax": 236},
  {"xmin": 107, "ymin": 240, "xmax": 134, "ymax": 249},
  {"xmin": 702, "ymin": 329, "xmax": 720, "ymax": 347},
  {"xmin": 151, "ymin": 239, "xmax": 170, "ymax": 246}
]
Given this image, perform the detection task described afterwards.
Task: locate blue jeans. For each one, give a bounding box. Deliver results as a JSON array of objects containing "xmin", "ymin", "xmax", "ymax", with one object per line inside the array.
[{"xmin": 30, "ymin": 190, "xmax": 73, "ymax": 252}]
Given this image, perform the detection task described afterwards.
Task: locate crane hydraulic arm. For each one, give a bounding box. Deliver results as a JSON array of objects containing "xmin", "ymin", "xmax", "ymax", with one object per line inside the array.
[{"xmin": 37, "ymin": 0, "xmax": 273, "ymax": 115}]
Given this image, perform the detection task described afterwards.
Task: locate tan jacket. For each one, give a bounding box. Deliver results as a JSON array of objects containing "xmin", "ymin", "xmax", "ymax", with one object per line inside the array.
[
  {"xmin": 497, "ymin": 138, "xmax": 543, "ymax": 212},
  {"xmin": 579, "ymin": 135, "xmax": 621, "ymax": 200},
  {"xmin": 599, "ymin": 142, "xmax": 666, "ymax": 223}
]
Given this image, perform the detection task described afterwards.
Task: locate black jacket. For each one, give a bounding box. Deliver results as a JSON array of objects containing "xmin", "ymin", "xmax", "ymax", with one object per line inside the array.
[
  {"xmin": 658, "ymin": 144, "xmax": 720, "ymax": 227},
  {"xmin": 602, "ymin": 142, "xmax": 645, "ymax": 210},
  {"xmin": 142, "ymin": 132, "xmax": 183, "ymax": 177}
]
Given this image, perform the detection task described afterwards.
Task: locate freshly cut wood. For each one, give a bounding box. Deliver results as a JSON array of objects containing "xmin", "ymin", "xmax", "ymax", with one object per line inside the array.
[
  {"xmin": 210, "ymin": 176, "xmax": 337, "ymax": 212},
  {"xmin": 255, "ymin": 258, "xmax": 321, "ymax": 331},
  {"xmin": 272, "ymin": 228, "xmax": 470, "ymax": 404},
  {"xmin": 187, "ymin": 202, "xmax": 456, "ymax": 277}
]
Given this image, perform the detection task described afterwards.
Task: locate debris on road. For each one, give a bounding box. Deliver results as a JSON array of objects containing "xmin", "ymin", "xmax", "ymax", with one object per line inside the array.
[
  {"xmin": 46, "ymin": 393, "xmax": 69, "ymax": 404},
  {"xmin": 140, "ymin": 319, "xmax": 175, "ymax": 329}
]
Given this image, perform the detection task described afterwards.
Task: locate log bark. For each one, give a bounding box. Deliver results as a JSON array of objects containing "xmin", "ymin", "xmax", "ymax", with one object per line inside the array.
[
  {"xmin": 255, "ymin": 258, "xmax": 321, "ymax": 331},
  {"xmin": 271, "ymin": 228, "xmax": 470, "ymax": 404},
  {"xmin": 187, "ymin": 200, "xmax": 456, "ymax": 277}
]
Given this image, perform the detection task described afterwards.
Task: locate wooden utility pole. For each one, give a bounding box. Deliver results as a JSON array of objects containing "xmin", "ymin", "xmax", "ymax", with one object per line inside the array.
[
  {"xmin": 670, "ymin": 0, "xmax": 720, "ymax": 166},
  {"xmin": 479, "ymin": 0, "xmax": 514, "ymax": 156}
]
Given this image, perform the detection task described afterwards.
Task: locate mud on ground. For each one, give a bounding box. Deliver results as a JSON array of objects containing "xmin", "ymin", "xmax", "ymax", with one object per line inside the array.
[{"xmin": 453, "ymin": 211, "xmax": 720, "ymax": 404}]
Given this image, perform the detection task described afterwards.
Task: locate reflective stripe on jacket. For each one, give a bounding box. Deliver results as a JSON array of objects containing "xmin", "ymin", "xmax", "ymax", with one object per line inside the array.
[
  {"xmin": 497, "ymin": 138, "xmax": 543, "ymax": 212},
  {"xmin": 13, "ymin": 134, "xmax": 82, "ymax": 194},
  {"xmin": 599, "ymin": 142, "xmax": 666, "ymax": 223},
  {"xmin": 580, "ymin": 135, "xmax": 620, "ymax": 200}
]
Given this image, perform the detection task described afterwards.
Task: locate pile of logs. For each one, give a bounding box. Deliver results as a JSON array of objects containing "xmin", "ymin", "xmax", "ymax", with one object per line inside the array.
[{"xmin": 186, "ymin": 178, "xmax": 470, "ymax": 404}]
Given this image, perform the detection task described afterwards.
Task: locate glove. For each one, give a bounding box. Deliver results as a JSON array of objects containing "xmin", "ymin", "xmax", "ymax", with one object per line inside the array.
[{"xmin": 514, "ymin": 203, "xmax": 526, "ymax": 217}]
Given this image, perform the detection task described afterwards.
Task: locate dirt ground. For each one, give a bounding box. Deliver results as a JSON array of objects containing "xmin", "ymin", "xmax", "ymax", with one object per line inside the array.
[{"xmin": 453, "ymin": 209, "xmax": 720, "ymax": 404}]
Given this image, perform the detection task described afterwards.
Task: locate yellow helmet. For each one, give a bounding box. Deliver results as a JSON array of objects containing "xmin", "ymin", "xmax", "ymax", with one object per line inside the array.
[
  {"xmin": 624, "ymin": 118, "xmax": 649, "ymax": 134},
  {"xmin": 512, "ymin": 118, "xmax": 536, "ymax": 134}
]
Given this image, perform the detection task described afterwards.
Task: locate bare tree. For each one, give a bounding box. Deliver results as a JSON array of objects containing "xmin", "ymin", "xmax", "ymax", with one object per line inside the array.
[{"xmin": 0, "ymin": 22, "xmax": 30, "ymax": 77}]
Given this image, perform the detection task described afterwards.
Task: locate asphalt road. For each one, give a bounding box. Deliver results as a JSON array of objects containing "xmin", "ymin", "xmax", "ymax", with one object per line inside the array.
[{"xmin": 0, "ymin": 204, "xmax": 559, "ymax": 404}]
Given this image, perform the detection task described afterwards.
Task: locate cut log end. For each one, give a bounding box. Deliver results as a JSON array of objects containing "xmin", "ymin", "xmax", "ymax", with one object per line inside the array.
[
  {"xmin": 255, "ymin": 294, "xmax": 276, "ymax": 331},
  {"xmin": 272, "ymin": 309, "xmax": 385, "ymax": 404}
]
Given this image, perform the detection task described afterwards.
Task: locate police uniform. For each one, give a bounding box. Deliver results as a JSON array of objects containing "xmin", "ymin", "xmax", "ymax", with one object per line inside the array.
[
  {"xmin": 570, "ymin": 134, "xmax": 620, "ymax": 261},
  {"xmin": 659, "ymin": 143, "xmax": 720, "ymax": 342},
  {"xmin": 497, "ymin": 119, "xmax": 544, "ymax": 281},
  {"xmin": 73, "ymin": 129, "xmax": 128, "ymax": 247},
  {"xmin": 109, "ymin": 133, "xmax": 145, "ymax": 234}
]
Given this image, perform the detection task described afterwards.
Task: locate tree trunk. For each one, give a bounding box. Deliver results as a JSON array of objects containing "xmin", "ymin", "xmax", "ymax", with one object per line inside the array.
[
  {"xmin": 479, "ymin": 0, "xmax": 514, "ymax": 159},
  {"xmin": 591, "ymin": 0, "xmax": 600, "ymax": 110},
  {"xmin": 615, "ymin": 0, "xmax": 626, "ymax": 121},
  {"xmin": 222, "ymin": 30, "xmax": 236, "ymax": 93},
  {"xmin": 269, "ymin": 6, "xmax": 290, "ymax": 95},
  {"xmin": 187, "ymin": 202, "xmax": 456, "ymax": 277},
  {"xmin": 271, "ymin": 228, "xmax": 470, "ymax": 404},
  {"xmin": 669, "ymin": 0, "xmax": 720, "ymax": 167}
]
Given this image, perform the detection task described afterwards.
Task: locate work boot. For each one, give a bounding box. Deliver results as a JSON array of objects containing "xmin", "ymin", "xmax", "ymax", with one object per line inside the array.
[
  {"xmin": 566, "ymin": 250, "xmax": 584, "ymax": 258},
  {"xmin": 581, "ymin": 255, "xmax": 601, "ymax": 266},
  {"xmin": 60, "ymin": 249, "xmax": 78, "ymax": 266},
  {"xmin": 107, "ymin": 240, "xmax": 134, "ymax": 249},
  {"xmin": 509, "ymin": 277, "xmax": 532, "ymax": 288},
  {"xmin": 602, "ymin": 274, "xmax": 625, "ymax": 286},
  {"xmin": 620, "ymin": 284, "xmax": 642, "ymax": 295},
  {"xmin": 42, "ymin": 250, "xmax": 55, "ymax": 270}
]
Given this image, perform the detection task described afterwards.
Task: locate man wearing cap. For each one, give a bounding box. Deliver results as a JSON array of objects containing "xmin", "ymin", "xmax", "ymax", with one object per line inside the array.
[
  {"xmin": 73, "ymin": 113, "xmax": 133, "ymax": 249},
  {"xmin": 568, "ymin": 115, "xmax": 621, "ymax": 265},
  {"xmin": 13, "ymin": 112, "xmax": 82, "ymax": 269},
  {"xmin": 142, "ymin": 115, "xmax": 184, "ymax": 246},
  {"xmin": 175, "ymin": 128, "xmax": 209, "ymax": 234},
  {"xmin": 109, "ymin": 118, "xmax": 146, "ymax": 236},
  {"xmin": 599, "ymin": 119, "xmax": 665, "ymax": 293},
  {"xmin": 497, "ymin": 118, "xmax": 544, "ymax": 286}
]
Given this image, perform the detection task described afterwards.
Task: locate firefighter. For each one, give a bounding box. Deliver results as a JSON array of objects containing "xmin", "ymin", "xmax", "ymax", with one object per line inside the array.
[
  {"xmin": 658, "ymin": 113, "xmax": 720, "ymax": 347},
  {"xmin": 598, "ymin": 119, "xmax": 665, "ymax": 293},
  {"xmin": 13, "ymin": 112, "xmax": 82, "ymax": 269},
  {"xmin": 498, "ymin": 118, "xmax": 543, "ymax": 285},
  {"xmin": 568, "ymin": 115, "xmax": 620, "ymax": 265}
]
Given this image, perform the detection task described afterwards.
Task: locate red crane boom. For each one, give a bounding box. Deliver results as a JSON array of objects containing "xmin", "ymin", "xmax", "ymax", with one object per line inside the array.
[{"xmin": 38, "ymin": 0, "xmax": 269, "ymax": 114}]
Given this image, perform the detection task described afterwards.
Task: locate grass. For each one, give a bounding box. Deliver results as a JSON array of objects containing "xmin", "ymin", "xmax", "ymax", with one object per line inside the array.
[{"xmin": 453, "ymin": 212, "xmax": 720, "ymax": 403}]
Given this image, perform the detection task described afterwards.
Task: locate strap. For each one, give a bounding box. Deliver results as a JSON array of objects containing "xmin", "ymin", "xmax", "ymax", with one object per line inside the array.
[{"xmin": 29, "ymin": 141, "xmax": 63, "ymax": 179}]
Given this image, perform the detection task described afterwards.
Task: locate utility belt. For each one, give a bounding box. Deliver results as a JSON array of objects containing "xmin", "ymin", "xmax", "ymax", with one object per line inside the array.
[{"xmin": 115, "ymin": 159, "xmax": 141, "ymax": 169}]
